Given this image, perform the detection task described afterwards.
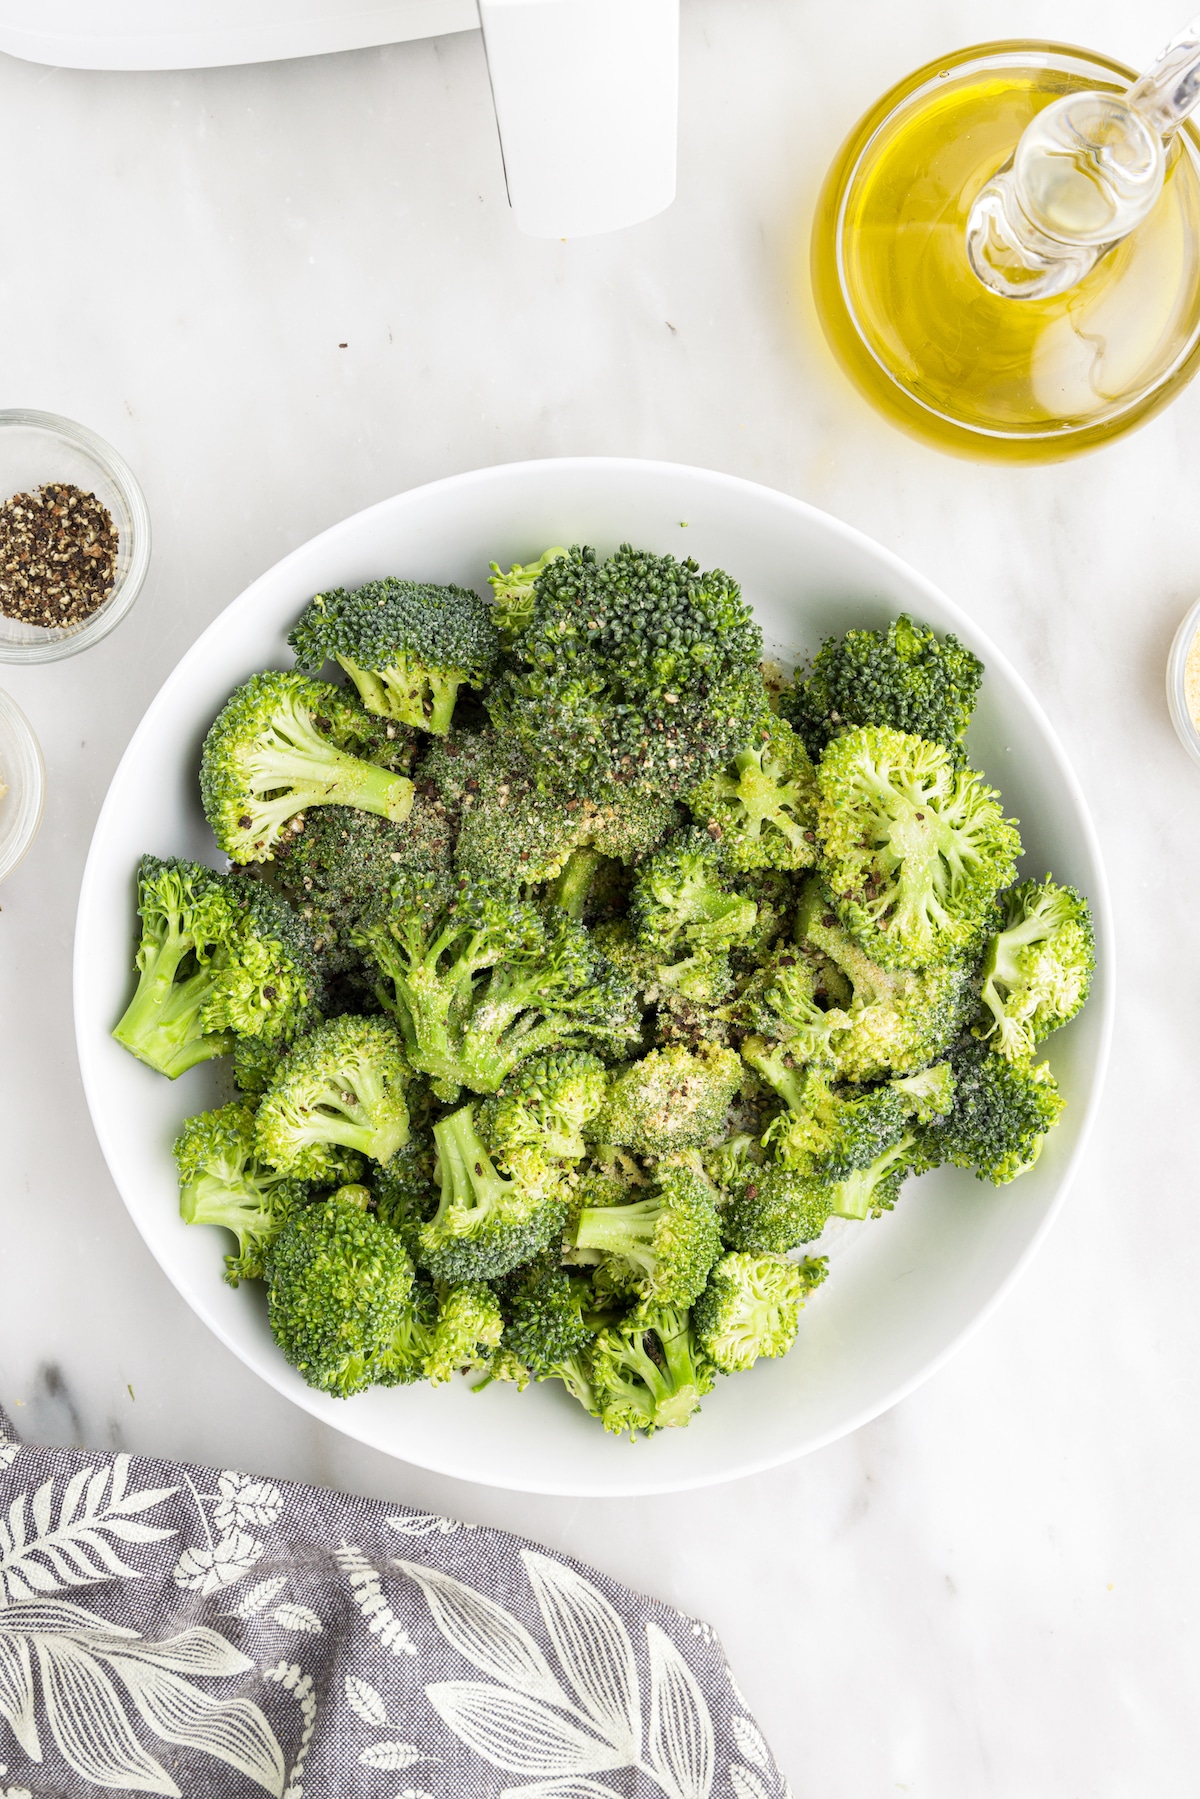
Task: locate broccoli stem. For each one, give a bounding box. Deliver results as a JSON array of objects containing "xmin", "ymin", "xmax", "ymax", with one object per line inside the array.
[
  {"xmin": 432, "ymin": 1107, "xmax": 513, "ymax": 1218},
  {"xmin": 574, "ymin": 1201, "xmax": 658, "ymax": 1271},
  {"xmin": 339, "ymin": 652, "xmax": 461, "ymax": 734},
  {"xmin": 112, "ymin": 950, "xmax": 234, "ymax": 1078},
  {"xmin": 548, "ymin": 848, "xmax": 606, "ymax": 923},
  {"xmin": 248, "ymin": 737, "xmax": 412, "ymax": 825}
]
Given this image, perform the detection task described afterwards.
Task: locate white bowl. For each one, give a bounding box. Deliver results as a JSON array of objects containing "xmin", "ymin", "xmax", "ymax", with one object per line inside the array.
[{"xmin": 74, "ymin": 459, "xmax": 1113, "ymax": 1496}]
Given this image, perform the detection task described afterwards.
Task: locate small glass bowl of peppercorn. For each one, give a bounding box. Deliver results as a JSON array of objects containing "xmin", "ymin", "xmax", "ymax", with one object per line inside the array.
[{"xmin": 0, "ymin": 410, "xmax": 151, "ymax": 663}]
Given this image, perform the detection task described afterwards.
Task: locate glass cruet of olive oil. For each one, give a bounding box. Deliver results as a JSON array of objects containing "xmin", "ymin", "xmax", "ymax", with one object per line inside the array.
[{"xmin": 811, "ymin": 21, "xmax": 1200, "ymax": 460}]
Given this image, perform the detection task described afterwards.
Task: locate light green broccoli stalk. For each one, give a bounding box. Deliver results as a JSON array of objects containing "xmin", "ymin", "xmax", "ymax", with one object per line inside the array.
[
  {"xmin": 572, "ymin": 1158, "xmax": 722, "ymax": 1308},
  {"xmin": 265, "ymin": 1185, "xmax": 420, "ymax": 1397},
  {"xmin": 254, "ymin": 1014, "xmax": 411, "ymax": 1180},
  {"xmin": 975, "ymin": 877, "xmax": 1096, "ymax": 1060},
  {"xmin": 175, "ymin": 1101, "xmax": 313, "ymax": 1285},
  {"xmin": 289, "ymin": 578, "xmax": 500, "ymax": 734},
  {"xmin": 112, "ymin": 856, "xmax": 321, "ymax": 1079},
  {"xmin": 693, "ymin": 1251, "xmax": 827, "ymax": 1373},
  {"xmin": 487, "ymin": 546, "xmax": 567, "ymax": 642},
  {"xmin": 590, "ymin": 1303, "xmax": 716, "ymax": 1438},
  {"xmin": 200, "ymin": 670, "xmax": 415, "ymax": 864},
  {"xmin": 417, "ymin": 1103, "xmax": 569, "ymax": 1284},
  {"xmin": 686, "ymin": 713, "xmax": 819, "ymax": 871},
  {"xmin": 815, "ymin": 725, "xmax": 1021, "ymax": 970}
]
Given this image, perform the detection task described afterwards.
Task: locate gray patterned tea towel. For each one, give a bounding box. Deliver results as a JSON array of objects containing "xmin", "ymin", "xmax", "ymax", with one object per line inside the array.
[{"xmin": 0, "ymin": 1405, "xmax": 789, "ymax": 1799}]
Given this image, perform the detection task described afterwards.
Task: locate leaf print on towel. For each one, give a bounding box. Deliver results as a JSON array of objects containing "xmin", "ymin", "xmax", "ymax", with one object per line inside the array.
[
  {"xmin": 0, "ymin": 1598, "xmax": 286, "ymax": 1796},
  {"xmin": 345, "ymin": 1674, "xmax": 388, "ymax": 1726},
  {"xmin": 336, "ymin": 1544, "xmax": 418, "ymax": 1657},
  {"xmin": 173, "ymin": 1529, "xmax": 264, "ymax": 1595},
  {"xmin": 212, "ymin": 1472, "xmax": 283, "ymax": 1536},
  {"xmin": 388, "ymin": 1513, "xmax": 478, "ymax": 1538},
  {"xmin": 0, "ymin": 1456, "xmax": 177, "ymax": 1604},
  {"xmin": 730, "ymin": 1766, "xmax": 771, "ymax": 1799},
  {"xmin": 396, "ymin": 1550, "xmax": 718, "ymax": 1799}
]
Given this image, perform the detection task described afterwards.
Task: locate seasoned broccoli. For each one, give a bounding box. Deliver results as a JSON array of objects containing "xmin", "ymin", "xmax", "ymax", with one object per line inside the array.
[
  {"xmin": 891, "ymin": 1060, "xmax": 956, "ymax": 1123},
  {"xmin": 824, "ymin": 1129, "xmax": 928, "ymax": 1220},
  {"xmin": 487, "ymin": 546, "xmax": 567, "ymax": 642},
  {"xmin": 265, "ymin": 1184, "xmax": 420, "ymax": 1397},
  {"xmin": 590, "ymin": 1303, "xmax": 716, "ymax": 1437},
  {"xmin": 975, "ymin": 877, "xmax": 1096, "ymax": 1060},
  {"xmin": 424, "ymin": 1284, "xmax": 505, "ymax": 1385},
  {"xmin": 721, "ymin": 949, "xmax": 846, "ymax": 1068},
  {"xmin": 718, "ymin": 1158, "xmax": 835, "ymax": 1253},
  {"xmin": 480, "ymin": 1052, "xmax": 609, "ymax": 1162},
  {"xmin": 793, "ymin": 880, "xmax": 977, "ymax": 1080},
  {"xmin": 488, "ymin": 544, "xmax": 768, "ymax": 799},
  {"xmin": 686, "ymin": 713, "xmax": 819, "ymax": 871},
  {"xmin": 418, "ymin": 1103, "xmax": 569, "ymax": 1283},
  {"xmin": 233, "ymin": 1031, "xmax": 286, "ymax": 1097},
  {"xmin": 751, "ymin": 1058, "xmax": 908, "ymax": 1180},
  {"xmin": 588, "ymin": 1043, "xmax": 743, "ymax": 1157},
  {"xmin": 694, "ymin": 1251, "xmax": 826, "ymax": 1373},
  {"xmin": 493, "ymin": 1256, "xmax": 601, "ymax": 1414},
  {"xmin": 572, "ymin": 1157, "xmax": 721, "ymax": 1306},
  {"xmin": 265, "ymin": 799, "xmax": 455, "ymax": 963},
  {"xmin": 927, "ymin": 1039, "xmax": 1064, "ymax": 1184},
  {"xmin": 175, "ymin": 1102, "xmax": 312, "ymax": 1285},
  {"xmin": 359, "ymin": 872, "xmax": 640, "ymax": 1101},
  {"xmin": 201, "ymin": 671, "xmax": 415, "ymax": 864},
  {"xmin": 630, "ymin": 829, "xmax": 759, "ymax": 1001},
  {"xmin": 289, "ymin": 578, "xmax": 500, "ymax": 734},
  {"xmin": 112, "ymin": 856, "xmax": 320, "ymax": 1079},
  {"xmin": 783, "ymin": 614, "xmax": 984, "ymax": 760},
  {"xmin": 372, "ymin": 1121, "xmax": 439, "ymax": 1259},
  {"xmin": 254, "ymin": 1014, "xmax": 411, "ymax": 1179},
  {"xmin": 816, "ymin": 726, "xmax": 1021, "ymax": 970}
]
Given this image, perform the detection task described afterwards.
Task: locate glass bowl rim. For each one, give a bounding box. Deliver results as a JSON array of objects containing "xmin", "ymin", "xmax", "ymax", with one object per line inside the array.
[
  {"xmin": 0, "ymin": 408, "xmax": 152, "ymax": 663},
  {"xmin": 1166, "ymin": 597, "xmax": 1200, "ymax": 770},
  {"xmin": 0, "ymin": 685, "xmax": 46, "ymax": 881}
]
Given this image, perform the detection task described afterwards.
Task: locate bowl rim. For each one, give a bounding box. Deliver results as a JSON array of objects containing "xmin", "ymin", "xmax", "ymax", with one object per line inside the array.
[
  {"xmin": 1166, "ymin": 596, "xmax": 1200, "ymax": 770},
  {"xmin": 0, "ymin": 408, "xmax": 152, "ymax": 663},
  {"xmin": 72, "ymin": 455, "xmax": 1115, "ymax": 1494}
]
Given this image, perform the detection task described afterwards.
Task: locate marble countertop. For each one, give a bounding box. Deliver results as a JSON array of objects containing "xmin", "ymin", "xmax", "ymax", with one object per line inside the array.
[{"xmin": 2, "ymin": 1, "xmax": 1198, "ymax": 1791}]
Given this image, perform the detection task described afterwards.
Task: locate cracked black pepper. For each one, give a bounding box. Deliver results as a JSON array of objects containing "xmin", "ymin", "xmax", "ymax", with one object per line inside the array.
[{"xmin": 0, "ymin": 482, "xmax": 119, "ymax": 628}]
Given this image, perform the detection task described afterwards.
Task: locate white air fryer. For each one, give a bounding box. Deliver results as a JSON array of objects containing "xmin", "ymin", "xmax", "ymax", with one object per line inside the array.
[{"xmin": 0, "ymin": 0, "xmax": 679, "ymax": 239}]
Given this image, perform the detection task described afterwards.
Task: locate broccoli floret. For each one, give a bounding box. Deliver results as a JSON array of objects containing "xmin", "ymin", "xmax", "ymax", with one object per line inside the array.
[
  {"xmin": 254, "ymin": 1014, "xmax": 411, "ymax": 1179},
  {"xmin": 783, "ymin": 614, "xmax": 984, "ymax": 760},
  {"xmin": 233, "ymin": 1032, "xmax": 285, "ymax": 1097},
  {"xmin": 494, "ymin": 1255, "xmax": 599, "ymax": 1413},
  {"xmin": 480, "ymin": 1051, "xmax": 608, "ymax": 1162},
  {"xmin": 201, "ymin": 671, "xmax": 416, "ymax": 865},
  {"xmin": 630, "ymin": 829, "xmax": 759, "ymax": 1001},
  {"xmin": 175, "ymin": 1102, "xmax": 313, "ymax": 1285},
  {"xmin": 927, "ymin": 1039, "xmax": 1064, "ymax": 1184},
  {"xmin": 265, "ymin": 1185, "xmax": 420, "ymax": 1396},
  {"xmin": 112, "ymin": 856, "xmax": 321, "ymax": 1079},
  {"xmin": 891, "ymin": 1061, "xmax": 956, "ymax": 1123},
  {"xmin": 289, "ymin": 578, "xmax": 500, "ymax": 734},
  {"xmin": 793, "ymin": 880, "xmax": 977, "ymax": 1080},
  {"xmin": 686, "ymin": 714, "xmax": 819, "ymax": 871},
  {"xmin": 590, "ymin": 1303, "xmax": 715, "ymax": 1438},
  {"xmin": 487, "ymin": 546, "xmax": 567, "ymax": 642},
  {"xmin": 816, "ymin": 726, "xmax": 1021, "ymax": 970},
  {"xmin": 418, "ymin": 1103, "xmax": 569, "ymax": 1282},
  {"xmin": 423, "ymin": 1284, "xmax": 505, "ymax": 1385},
  {"xmin": 825, "ymin": 1129, "xmax": 927, "ymax": 1219},
  {"xmin": 718, "ymin": 1159, "xmax": 835, "ymax": 1253},
  {"xmin": 588, "ymin": 1043, "xmax": 742, "ymax": 1157},
  {"xmin": 572, "ymin": 1158, "xmax": 721, "ymax": 1306},
  {"xmin": 359, "ymin": 873, "xmax": 640, "ymax": 1101},
  {"xmin": 488, "ymin": 544, "xmax": 768, "ymax": 800},
  {"xmin": 265, "ymin": 799, "xmax": 456, "ymax": 964},
  {"xmin": 975, "ymin": 877, "xmax": 1096, "ymax": 1060},
  {"xmin": 752, "ymin": 1059, "xmax": 908, "ymax": 1179},
  {"xmin": 694, "ymin": 1251, "xmax": 826, "ymax": 1373},
  {"xmin": 721, "ymin": 949, "xmax": 846, "ymax": 1067}
]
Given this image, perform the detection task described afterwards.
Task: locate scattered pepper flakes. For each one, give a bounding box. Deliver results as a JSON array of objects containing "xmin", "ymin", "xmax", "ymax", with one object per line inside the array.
[{"xmin": 0, "ymin": 482, "xmax": 119, "ymax": 628}]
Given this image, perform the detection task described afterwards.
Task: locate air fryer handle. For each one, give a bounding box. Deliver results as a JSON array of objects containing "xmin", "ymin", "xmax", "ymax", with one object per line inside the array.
[{"xmin": 477, "ymin": 0, "xmax": 679, "ymax": 238}]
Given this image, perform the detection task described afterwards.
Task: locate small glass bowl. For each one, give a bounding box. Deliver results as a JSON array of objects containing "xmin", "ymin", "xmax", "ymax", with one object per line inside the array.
[
  {"xmin": 0, "ymin": 688, "xmax": 45, "ymax": 880},
  {"xmin": 1167, "ymin": 598, "xmax": 1200, "ymax": 769},
  {"xmin": 0, "ymin": 410, "xmax": 151, "ymax": 662}
]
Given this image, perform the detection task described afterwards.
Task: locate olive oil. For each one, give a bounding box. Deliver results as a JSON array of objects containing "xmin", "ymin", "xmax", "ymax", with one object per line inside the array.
[{"xmin": 812, "ymin": 45, "xmax": 1200, "ymax": 460}]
